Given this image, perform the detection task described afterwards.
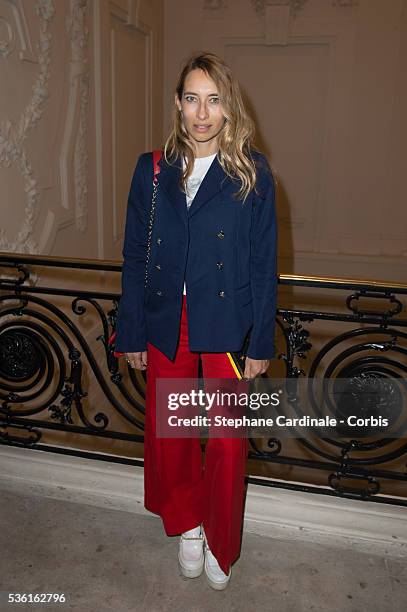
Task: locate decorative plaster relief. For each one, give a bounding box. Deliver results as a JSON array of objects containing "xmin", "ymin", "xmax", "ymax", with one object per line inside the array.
[
  {"xmin": 251, "ymin": 0, "xmax": 308, "ymax": 16},
  {"xmin": 0, "ymin": 16, "xmax": 14, "ymax": 58},
  {"xmin": 251, "ymin": 0, "xmax": 308, "ymax": 45},
  {"xmin": 65, "ymin": 0, "xmax": 90, "ymax": 233},
  {"xmin": 0, "ymin": 0, "xmax": 55, "ymax": 253},
  {"xmin": 0, "ymin": 0, "xmax": 37, "ymax": 61}
]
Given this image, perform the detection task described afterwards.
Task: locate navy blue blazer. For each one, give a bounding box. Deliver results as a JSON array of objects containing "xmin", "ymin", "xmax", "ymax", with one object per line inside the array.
[{"xmin": 115, "ymin": 149, "xmax": 278, "ymax": 361}]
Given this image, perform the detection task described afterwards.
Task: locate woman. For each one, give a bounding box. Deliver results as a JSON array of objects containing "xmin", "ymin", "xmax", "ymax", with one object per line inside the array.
[{"xmin": 115, "ymin": 51, "xmax": 278, "ymax": 590}]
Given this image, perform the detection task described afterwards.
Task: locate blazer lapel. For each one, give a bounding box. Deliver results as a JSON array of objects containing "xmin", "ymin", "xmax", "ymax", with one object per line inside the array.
[
  {"xmin": 157, "ymin": 155, "xmax": 187, "ymax": 224},
  {"xmin": 157, "ymin": 154, "xmax": 234, "ymax": 221},
  {"xmin": 187, "ymin": 155, "xmax": 232, "ymax": 219}
]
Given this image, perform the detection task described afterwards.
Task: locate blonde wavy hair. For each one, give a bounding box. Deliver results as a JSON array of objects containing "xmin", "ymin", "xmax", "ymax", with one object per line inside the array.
[{"xmin": 163, "ymin": 51, "xmax": 263, "ymax": 203}]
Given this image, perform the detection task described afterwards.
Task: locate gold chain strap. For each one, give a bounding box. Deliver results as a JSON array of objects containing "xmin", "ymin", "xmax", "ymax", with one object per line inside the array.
[{"xmin": 144, "ymin": 175, "xmax": 159, "ymax": 288}]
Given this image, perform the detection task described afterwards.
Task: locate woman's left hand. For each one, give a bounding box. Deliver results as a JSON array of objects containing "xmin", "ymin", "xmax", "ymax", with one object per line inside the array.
[{"xmin": 243, "ymin": 357, "xmax": 269, "ymax": 379}]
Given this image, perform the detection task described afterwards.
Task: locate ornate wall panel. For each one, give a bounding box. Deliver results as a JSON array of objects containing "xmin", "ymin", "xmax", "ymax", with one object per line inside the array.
[
  {"xmin": 225, "ymin": 41, "xmax": 330, "ymax": 255},
  {"xmin": 92, "ymin": 0, "xmax": 162, "ymax": 259},
  {"xmin": 60, "ymin": 0, "xmax": 90, "ymax": 234},
  {"xmin": 1, "ymin": 0, "xmax": 163, "ymax": 259},
  {"xmin": 0, "ymin": 0, "xmax": 55, "ymax": 253},
  {"xmin": 109, "ymin": 3, "xmax": 152, "ymax": 244}
]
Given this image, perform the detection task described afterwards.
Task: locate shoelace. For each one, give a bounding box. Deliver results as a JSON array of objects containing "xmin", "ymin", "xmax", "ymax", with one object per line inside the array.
[{"xmin": 181, "ymin": 533, "xmax": 204, "ymax": 541}]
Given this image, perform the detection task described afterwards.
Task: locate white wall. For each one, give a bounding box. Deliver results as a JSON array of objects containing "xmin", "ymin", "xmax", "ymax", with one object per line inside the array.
[{"xmin": 163, "ymin": 0, "xmax": 407, "ymax": 284}]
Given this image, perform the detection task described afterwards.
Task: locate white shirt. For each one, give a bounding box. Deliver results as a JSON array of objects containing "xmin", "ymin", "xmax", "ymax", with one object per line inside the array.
[{"xmin": 182, "ymin": 153, "xmax": 217, "ymax": 295}]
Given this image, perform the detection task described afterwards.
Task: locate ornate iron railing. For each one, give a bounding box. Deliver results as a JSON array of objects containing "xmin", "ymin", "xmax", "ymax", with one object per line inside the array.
[{"xmin": 1, "ymin": 252, "xmax": 407, "ymax": 505}]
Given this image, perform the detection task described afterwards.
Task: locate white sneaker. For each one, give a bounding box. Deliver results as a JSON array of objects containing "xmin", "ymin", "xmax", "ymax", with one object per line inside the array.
[
  {"xmin": 178, "ymin": 525, "xmax": 204, "ymax": 578},
  {"xmin": 203, "ymin": 530, "xmax": 232, "ymax": 590}
]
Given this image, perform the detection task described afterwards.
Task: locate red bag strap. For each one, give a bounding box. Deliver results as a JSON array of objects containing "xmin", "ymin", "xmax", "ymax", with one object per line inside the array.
[{"xmin": 152, "ymin": 149, "xmax": 162, "ymax": 180}]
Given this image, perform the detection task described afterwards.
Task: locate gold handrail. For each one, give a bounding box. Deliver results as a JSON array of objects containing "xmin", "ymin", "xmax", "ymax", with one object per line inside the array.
[
  {"xmin": 280, "ymin": 273, "xmax": 407, "ymax": 291},
  {"xmin": 0, "ymin": 252, "xmax": 406, "ymax": 291}
]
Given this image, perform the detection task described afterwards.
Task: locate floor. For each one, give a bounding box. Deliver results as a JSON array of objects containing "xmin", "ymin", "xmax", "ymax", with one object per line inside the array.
[{"xmin": 0, "ymin": 488, "xmax": 405, "ymax": 612}]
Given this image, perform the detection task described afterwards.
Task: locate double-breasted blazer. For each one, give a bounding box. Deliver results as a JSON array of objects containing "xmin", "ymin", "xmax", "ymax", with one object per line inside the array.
[{"xmin": 115, "ymin": 149, "xmax": 278, "ymax": 361}]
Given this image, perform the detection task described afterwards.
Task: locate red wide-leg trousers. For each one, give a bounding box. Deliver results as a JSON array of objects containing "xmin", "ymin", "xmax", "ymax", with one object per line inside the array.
[{"xmin": 143, "ymin": 295, "xmax": 249, "ymax": 575}]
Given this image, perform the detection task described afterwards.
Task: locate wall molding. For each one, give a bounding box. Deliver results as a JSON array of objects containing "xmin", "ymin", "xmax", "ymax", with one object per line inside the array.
[
  {"xmin": 60, "ymin": 0, "xmax": 90, "ymax": 233},
  {"xmin": 223, "ymin": 33, "xmax": 333, "ymax": 255},
  {"xmin": 0, "ymin": 0, "xmax": 37, "ymax": 61},
  {"xmin": 0, "ymin": 14, "xmax": 14, "ymax": 58},
  {"xmin": 250, "ymin": 1, "xmax": 309, "ymax": 45},
  {"xmin": 108, "ymin": 1, "xmax": 153, "ymax": 244},
  {"xmin": 0, "ymin": 445, "xmax": 406, "ymax": 558},
  {"xmin": 251, "ymin": 0, "xmax": 308, "ymax": 17},
  {"xmin": 250, "ymin": 0, "xmax": 358, "ymax": 14}
]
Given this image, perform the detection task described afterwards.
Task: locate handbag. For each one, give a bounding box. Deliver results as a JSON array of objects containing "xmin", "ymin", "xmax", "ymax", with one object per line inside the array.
[
  {"xmin": 109, "ymin": 149, "xmax": 162, "ymax": 357},
  {"xmin": 226, "ymin": 328, "xmax": 252, "ymax": 379}
]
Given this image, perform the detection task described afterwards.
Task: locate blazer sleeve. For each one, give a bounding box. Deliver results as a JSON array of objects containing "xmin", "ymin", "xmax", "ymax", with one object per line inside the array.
[
  {"xmin": 114, "ymin": 152, "xmax": 151, "ymax": 352},
  {"xmin": 246, "ymin": 157, "xmax": 278, "ymax": 360}
]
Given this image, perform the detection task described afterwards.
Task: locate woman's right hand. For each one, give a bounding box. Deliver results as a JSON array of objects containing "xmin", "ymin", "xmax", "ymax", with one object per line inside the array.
[{"xmin": 125, "ymin": 351, "xmax": 147, "ymax": 370}]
